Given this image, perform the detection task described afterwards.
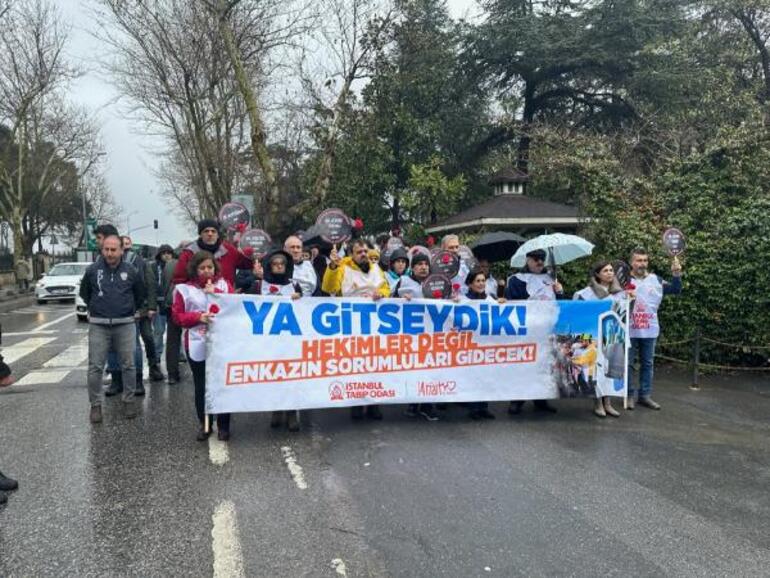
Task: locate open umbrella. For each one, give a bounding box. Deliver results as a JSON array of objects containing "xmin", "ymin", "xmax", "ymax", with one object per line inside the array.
[
  {"xmin": 470, "ymin": 231, "xmax": 526, "ymax": 262},
  {"xmin": 510, "ymin": 233, "xmax": 594, "ymax": 269}
]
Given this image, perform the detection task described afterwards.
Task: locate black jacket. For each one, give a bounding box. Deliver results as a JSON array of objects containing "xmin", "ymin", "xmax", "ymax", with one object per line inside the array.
[{"xmin": 79, "ymin": 258, "xmax": 146, "ymax": 324}]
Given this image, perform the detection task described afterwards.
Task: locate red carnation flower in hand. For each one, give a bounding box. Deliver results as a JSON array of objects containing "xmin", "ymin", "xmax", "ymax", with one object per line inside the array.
[
  {"xmin": 432, "ymin": 290, "xmax": 442, "ymax": 298},
  {"xmin": 626, "ymin": 282, "xmax": 636, "ymax": 290},
  {"xmin": 242, "ymin": 246, "xmax": 255, "ymax": 258},
  {"xmin": 208, "ymin": 304, "xmax": 220, "ymax": 314},
  {"xmin": 353, "ymin": 218, "xmax": 364, "ymax": 231},
  {"xmin": 269, "ymin": 285, "xmax": 279, "ymax": 294},
  {"xmin": 452, "ymin": 283, "xmax": 460, "ymax": 292},
  {"xmin": 235, "ymin": 222, "xmax": 247, "ymax": 233},
  {"xmin": 442, "ymin": 253, "xmax": 451, "ymax": 264}
]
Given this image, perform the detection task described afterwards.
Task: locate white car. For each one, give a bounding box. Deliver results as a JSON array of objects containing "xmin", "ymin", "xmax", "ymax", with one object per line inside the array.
[
  {"xmin": 35, "ymin": 262, "xmax": 91, "ymax": 305},
  {"xmin": 75, "ymin": 290, "xmax": 88, "ymax": 322}
]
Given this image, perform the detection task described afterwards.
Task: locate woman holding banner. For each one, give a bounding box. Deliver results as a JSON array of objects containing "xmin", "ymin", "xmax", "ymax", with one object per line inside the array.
[
  {"xmin": 573, "ymin": 261, "xmax": 633, "ymax": 417},
  {"xmin": 172, "ymin": 251, "xmax": 233, "ymax": 441},
  {"xmin": 246, "ymin": 249, "xmax": 303, "ymax": 432}
]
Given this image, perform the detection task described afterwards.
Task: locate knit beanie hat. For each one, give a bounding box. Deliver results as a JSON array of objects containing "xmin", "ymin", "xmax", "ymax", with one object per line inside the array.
[{"xmin": 197, "ymin": 219, "xmax": 220, "ymax": 234}]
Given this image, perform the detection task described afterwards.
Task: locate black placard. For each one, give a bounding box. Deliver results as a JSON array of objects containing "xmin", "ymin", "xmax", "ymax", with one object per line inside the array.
[
  {"xmin": 422, "ymin": 274, "xmax": 452, "ymax": 299},
  {"xmin": 662, "ymin": 228, "xmax": 686, "ymax": 257},
  {"xmin": 430, "ymin": 250, "xmax": 460, "ymax": 278},
  {"xmin": 218, "ymin": 202, "xmax": 250, "ymax": 231},
  {"xmin": 316, "ymin": 208, "xmax": 352, "ymax": 245},
  {"xmin": 239, "ymin": 228, "xmax": 272, "ymax": 256}
]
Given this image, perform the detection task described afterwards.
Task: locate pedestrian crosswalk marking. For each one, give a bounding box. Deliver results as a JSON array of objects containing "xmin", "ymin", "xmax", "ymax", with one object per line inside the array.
[
  {"xmin": 43, "ymin": 342, "xmax": 88, "ymax": 368},
  {"xmin": 1, "ymin": 337, "xmax": 57, "ymax": 365},
  {"xmin": 15, "ymin": 370, "xmax": 71, "ymax": 386}
]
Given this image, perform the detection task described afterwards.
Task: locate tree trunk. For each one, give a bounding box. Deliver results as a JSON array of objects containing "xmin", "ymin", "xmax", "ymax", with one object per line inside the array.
[{"xmin": 217, "ymin": 2, "xmax": 280, "ymax": 230}]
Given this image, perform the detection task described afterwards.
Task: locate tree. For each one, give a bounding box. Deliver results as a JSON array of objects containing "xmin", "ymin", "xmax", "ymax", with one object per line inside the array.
[
  {"xmin": 0, "ymin": 0, "xmax": 81, "ymax": 264},
  {"xmin": 468, "ymin": 0, "xmax": 688, "ymax": 172},
  {"xmin": 325, "ymin": 0, "xmax": 489, "ymax": 232}
]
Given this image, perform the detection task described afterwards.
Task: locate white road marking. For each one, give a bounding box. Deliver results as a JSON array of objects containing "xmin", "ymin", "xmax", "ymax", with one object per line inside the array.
[
  {"xmin": 33, "ymin": 311, "xmax": 76, "ymax": 332},
  {"xmin": 0, "ymin": 337, "xmax": 57, "ymax": 364},
  {"xmin": 43, "ymin": 341, "xmax": 88, "ymax": 368},
  {"xmin": 211, "ymin": 501, "xmax": 245, "ymax": 578},
  {"xmin": 15, "ymin": 370, "xmax": 71, "ymax": 386},
  {"xmin": 281, "ymin": 446, "xmax": 308, "ymax": 490},
  {"xmin": 1, "ymin": 330, "xmax": 58, "ymax": 337},
  {"xmin": 331, "ymin": 558, "xmax": 348, "ymax": 576},
  {"xmin": 208, "ymin": 435, "xmax": 230, "ymax": 466}
]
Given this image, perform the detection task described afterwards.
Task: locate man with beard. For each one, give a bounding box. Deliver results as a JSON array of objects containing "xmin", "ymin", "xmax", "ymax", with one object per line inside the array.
[
  {"xmin": 322, "ymin": 238, "xmax": 390, "ymax": 420},
  {"xmin": 173, "ymin": 219, "xmax": 254, "ymax": 286},
  {"xmin": 505, "ymin": 249, "xmax": 564, "ymax": 415},
  {"xmin": 627, "ymin": 247, "xmax": 682, "ymax": 410},
  {"xmin": 284, "ymin": 235, "xmax": 318, "ymax": 297}
]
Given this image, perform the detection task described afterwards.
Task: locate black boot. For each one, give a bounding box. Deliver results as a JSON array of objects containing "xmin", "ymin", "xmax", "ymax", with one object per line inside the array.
[
  {"xmin": 135, "ymin": 374, "xmax": 145, "ymax": 397},
  {"xmin": 533, "ymin": 399, "xmax": 557, "ymax": 413},
  {"xmin": 0, "ymin": 471, "xmax": 19, "ymax": 492},
  {"xmin": 104, "ymin": 371, "xmax": 123, "ymax": 397},
  {"xmin": 0, "ymin": 491, "xmax": 6, "ymax": 505},
  {"xmin": 149, "ymin": 363, "xmax": 165, "ymax": 382}
]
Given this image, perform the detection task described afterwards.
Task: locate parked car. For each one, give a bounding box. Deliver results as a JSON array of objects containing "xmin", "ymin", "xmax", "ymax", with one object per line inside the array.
[
  {"xmin": 75, "ymin": 291, "xmax": 88, "ymax": 322},
  {"xmin": 35, "ymin": 262, "xmax": 91, "ymax": 304}
]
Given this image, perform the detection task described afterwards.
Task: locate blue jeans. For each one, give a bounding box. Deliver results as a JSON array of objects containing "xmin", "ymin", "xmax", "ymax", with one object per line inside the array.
[
  {"xmin": 629, "ymin": 338, "xmax": 656, "ymax": 398},
  {"xmin": 153, "ymin": 312, "xmax": 167, "ymax": 360},
  {"xmin": 89, "ymin": 323, "xmax": 136, "ymax": 405},
  {"xmin": 107, "ymin": 321, "xmax": 143, "ymax": 375}
]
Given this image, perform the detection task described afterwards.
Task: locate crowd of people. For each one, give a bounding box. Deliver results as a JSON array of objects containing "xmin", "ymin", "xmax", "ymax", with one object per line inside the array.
[{"xmin": 77, "ymin": 219, "xmax": 683, "ymax": 442}]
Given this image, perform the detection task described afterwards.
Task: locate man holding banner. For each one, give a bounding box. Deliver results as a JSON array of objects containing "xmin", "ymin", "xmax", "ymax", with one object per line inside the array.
[
  {"xmin": 284, "ymin": 235, "xmax": 318, "ymax": 297},
  {"xmin": 627, "ymin": 248, "xmax": 682, "ymax": 410},
  {"xmin": 505, "ymin": 248, "xmax": 564, "ymax": 414},
  {"xmin": 322, "ymin": 238, "xmax": 390, "ymax": 420}
]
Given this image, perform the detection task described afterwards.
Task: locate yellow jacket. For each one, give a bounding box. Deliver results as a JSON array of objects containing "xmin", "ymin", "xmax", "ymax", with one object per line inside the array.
[{"xmin": 322, "ymin": 257, "xmax": 391, "ymax": 298}]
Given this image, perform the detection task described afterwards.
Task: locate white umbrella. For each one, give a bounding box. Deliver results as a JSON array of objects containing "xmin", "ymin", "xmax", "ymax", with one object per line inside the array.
[{"xmin": 510, "ymin": 233, "xmax": 594, "ymax": 268}]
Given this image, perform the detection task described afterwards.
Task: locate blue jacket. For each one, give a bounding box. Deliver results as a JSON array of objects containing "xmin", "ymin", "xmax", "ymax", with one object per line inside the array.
[{"xmin": 79, "ymin": 258, "xmax": 146, "ymax": 324}]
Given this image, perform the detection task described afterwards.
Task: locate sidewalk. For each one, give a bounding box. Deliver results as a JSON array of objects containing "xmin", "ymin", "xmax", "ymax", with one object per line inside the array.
[{"xmin": 0, "ymin": 287, "xmax": 36, "ymax": 314}]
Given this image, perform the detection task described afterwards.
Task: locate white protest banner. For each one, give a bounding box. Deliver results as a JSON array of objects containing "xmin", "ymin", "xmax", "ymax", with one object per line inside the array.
[{"xmin": 205, "ymin": 296, "xmax": 628, "ymax": 413}]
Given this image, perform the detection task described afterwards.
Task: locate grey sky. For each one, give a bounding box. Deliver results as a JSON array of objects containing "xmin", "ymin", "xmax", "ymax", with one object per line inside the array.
[{"xmin": 59, "ymin": 0, "xmax": 478, "ymax": 247}]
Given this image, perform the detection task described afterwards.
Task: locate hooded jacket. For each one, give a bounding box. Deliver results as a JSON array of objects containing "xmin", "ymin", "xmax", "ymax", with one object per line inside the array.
[{"xmin": 247, "ymin": 250, "xmax": 302, "ymax": 296}]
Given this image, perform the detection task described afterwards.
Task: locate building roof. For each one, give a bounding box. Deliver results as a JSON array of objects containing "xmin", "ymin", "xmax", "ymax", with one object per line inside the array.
[
  {"xmin": 424, "ymin": 194, "xmax": 582, "ymax": 234},
  {"xmin": 487, "ymin": 167, "xmax": 530, "ymax": 185}
]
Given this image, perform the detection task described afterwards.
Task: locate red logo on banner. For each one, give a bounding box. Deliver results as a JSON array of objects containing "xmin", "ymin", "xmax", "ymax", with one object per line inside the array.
[{"xmin": 329, "ymin": 382, "xmax": 344, "ymax": 401}]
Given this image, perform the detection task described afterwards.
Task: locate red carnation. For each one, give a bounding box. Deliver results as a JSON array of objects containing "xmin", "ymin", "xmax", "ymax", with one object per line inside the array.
[
  {"xmin": 208, "ymin": 304, "xmax": 220, "ymax": 314},
  {"xmin": 269, "ymin": 285, "xmax": 279, "ymax": 294},
  {"xmin": 626, "ymin": 282, "xmax": 636, "ymax": 290},
  {"xmin": 353, "ymin": 218, "xmax": 364, "ymax": 230},
  {"xmin": 442, "ymin": 253, "xmax": 451, "ymax": 264},
  {"xmin": 432, "ymin": 290, "xmax": 442, "ymax": 298},
  {"xmin": 235, "ymin": 222, "xmax": 247, "ymax": 233},
  {"xmin": 452, "ymin": 283, "xmax": 460, "ymax": 292},
  {"xmin": 242, "ymin": 246, "xmax": 255, "ymax": 258},
  {"xmin": 426, "ymin": 235, "xmax": 435, "ymax": 247}
]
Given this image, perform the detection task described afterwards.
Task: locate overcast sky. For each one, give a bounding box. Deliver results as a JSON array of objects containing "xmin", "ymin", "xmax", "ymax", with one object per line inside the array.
[{"xmin": 59, "ymin": 0, "xmax": 479, "ymax": 247}]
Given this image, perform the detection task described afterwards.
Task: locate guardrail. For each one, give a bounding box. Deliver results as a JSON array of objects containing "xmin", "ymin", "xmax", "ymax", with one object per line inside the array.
[{"xmin": 655, "ymin": 329, "xmax": 770, "ymax": 390}]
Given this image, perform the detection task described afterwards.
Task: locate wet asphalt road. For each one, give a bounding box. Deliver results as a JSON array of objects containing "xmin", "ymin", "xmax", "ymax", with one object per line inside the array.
[{"xmin": 1, "ymin": 302, "xmax": 769, "ymax": 577}]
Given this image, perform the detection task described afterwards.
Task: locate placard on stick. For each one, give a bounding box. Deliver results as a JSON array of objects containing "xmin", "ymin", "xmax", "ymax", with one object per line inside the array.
[
  {"xmin": 239, "ymin": 229, "xmax": 272, "ymax": 257},
  {"xmin": 662, "ymin": 228, "xmax": 686, "ymax": 257},
  {"xmin": 316, "ymin": 208, "xmax": 352, "ymax": 245},
  {"xmin": 218, "ymin": 202, "xmax": 251, "ymax": 232},
  {"xmin": 422, "ymin": 274, "xmax": 452, "ymax": 299},
  {"xmin": 430, "ymin": 250, "xmax": 460, "ymax": 278}
]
